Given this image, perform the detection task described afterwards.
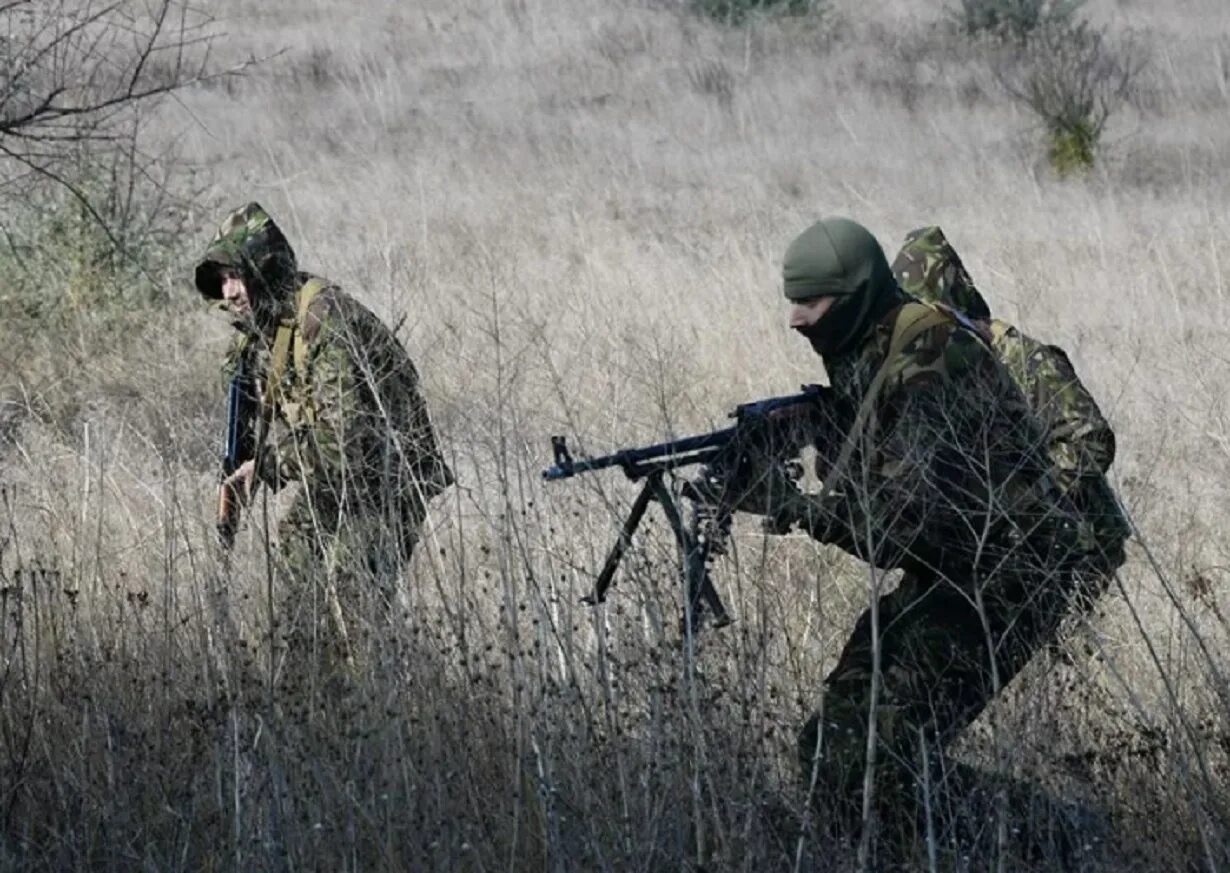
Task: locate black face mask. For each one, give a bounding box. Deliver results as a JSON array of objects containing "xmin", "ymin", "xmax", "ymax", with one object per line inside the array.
[
  {"xmin": 794, "ymin": 283, "xmax": 905, "ymax": 360},
  {"xmin": 792, "ymin": 318, "xmax": 833, "ymax": 357},
  {"xmin": 792, "ymin": 291, "xmax": 869, "ymax": 359}
]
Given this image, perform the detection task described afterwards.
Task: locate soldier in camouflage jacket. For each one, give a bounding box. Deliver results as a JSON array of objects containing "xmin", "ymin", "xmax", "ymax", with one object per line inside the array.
[
  {"xmin": 195, "ymin": 202, "xmax": 453, "ymax": 678},
  {"xmin": 745, "ymin": 218, "xmax": 1086, "ymax": 855}
]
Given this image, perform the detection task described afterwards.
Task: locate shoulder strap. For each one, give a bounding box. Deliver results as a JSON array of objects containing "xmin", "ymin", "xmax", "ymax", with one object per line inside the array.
[
  {"xmin": 861, "ymin": 302, "xmax": 953, "ymax": 421},
  {"xmin": 266, "ymin": 277, "xmax": 328, "ymax": 408},
  {"xmin": 824, "ymin": 302, "xmax": 953, "ymax": 492},
  {"xmin": 292, "ymin": 277, "xmax": 328, "ymax": 379}
]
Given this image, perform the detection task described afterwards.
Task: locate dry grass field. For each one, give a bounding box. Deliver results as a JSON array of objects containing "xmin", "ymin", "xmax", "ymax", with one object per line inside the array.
[{"xmin": 2, "ymin": 0, "xmax": 1230, "ymax": 869}]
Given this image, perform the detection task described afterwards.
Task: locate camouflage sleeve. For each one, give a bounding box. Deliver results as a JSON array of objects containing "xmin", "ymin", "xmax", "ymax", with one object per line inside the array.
[
  {"xmin": 799, "ymin": 325, "xmax": 1049, "ymax": 572},
  {"xmin": 388, "ymin": 361, "xmax": 455, "ymax": 498}
]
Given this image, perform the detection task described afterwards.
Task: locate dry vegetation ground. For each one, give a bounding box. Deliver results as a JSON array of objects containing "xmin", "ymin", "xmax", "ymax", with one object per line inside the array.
[{"xmin": 2, "ymin": 0, "xmax": 1230, "ymax": 869}]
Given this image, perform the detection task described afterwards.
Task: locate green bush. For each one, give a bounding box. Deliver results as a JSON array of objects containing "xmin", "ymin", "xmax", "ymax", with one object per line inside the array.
[
  {"xmin": 1047, "ymin": 120, "xmax": 1097, "ymax": 176},
  {"xmin": 0, "ymin": 174, "xmax": 202, "ymax": 448},
  {"xmin": 952, "ymin": 0, "xmax": 1084, "ymax": 44},
  {"xmin": 691, "ymin": 0, "xmax": 820, "ymax": 26},
  {"xmin": 3, "ymin": 208, "xmax": 147, "ymax": 329}
]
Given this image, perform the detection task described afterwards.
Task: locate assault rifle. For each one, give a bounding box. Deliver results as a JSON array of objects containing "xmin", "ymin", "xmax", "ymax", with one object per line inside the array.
[
  {"xmin": 543, "ymin": 385, "xmax": 828, "ymax": 637},
  {"xmin": 217, "ymin": 357, "xmax": 259, "ymax": 550}
]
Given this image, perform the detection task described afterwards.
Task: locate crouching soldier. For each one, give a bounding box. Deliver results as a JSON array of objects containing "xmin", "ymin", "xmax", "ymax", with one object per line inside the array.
[
  {"xmin": 729, "ymin": 217, "xmax": 1087, "ymax": 862},
  {"xmin": 195, "ymin": 202, "xmax": 453, "ymax": 683}
]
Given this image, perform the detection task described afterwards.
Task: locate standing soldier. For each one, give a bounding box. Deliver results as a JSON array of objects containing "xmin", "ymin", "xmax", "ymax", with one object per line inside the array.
[
  {"xmin": 195, "ymin": 202, "xmax": 453, "ymax": 682},
  {"xmin": 732, "ymin": 217, "xmax": 1085, "ymax": 861},
  {"xmin": 890, "ymin": 225, "xmax": 1129, "ymax": 588}
]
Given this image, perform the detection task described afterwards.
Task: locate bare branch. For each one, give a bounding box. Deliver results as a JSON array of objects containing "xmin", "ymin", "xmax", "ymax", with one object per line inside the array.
[
  {"xmin": 0, "ymin": 0, "xmax": 258, "ymax": 275},
  {"xmin": 0, "ymin": 137, "xmax": 151, "ymax": 280},
  {"xmin": 995, "ymin": 19, "xmax": 1147, "ymax": 171}
]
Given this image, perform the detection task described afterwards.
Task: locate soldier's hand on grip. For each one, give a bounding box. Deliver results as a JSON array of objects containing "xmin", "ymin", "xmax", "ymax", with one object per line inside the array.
[{"xmin": 692, "ymin": 456, "xmax": 805, "ymax": 520}]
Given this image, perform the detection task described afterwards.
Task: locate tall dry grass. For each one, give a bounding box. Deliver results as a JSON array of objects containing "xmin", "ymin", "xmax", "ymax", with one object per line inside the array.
[{"xmin": 2, "ymin": 0, "xmax": 1229, "ymax": 869}]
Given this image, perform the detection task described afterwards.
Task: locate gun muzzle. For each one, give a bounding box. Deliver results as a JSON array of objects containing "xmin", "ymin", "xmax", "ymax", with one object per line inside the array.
[{"xmin": 542, "ymin": 435, "xmax": 575, "ymax": 480}]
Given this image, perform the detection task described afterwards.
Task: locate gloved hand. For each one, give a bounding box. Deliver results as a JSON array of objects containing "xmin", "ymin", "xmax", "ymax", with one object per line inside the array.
[{"xmin": 691, "ymin": 457, "xmax": 809, "ymax": 528}]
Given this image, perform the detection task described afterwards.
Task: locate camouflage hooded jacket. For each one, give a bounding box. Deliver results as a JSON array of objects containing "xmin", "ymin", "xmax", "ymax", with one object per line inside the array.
[
  {"xmin": 891, "ymin": 226, "xmax": 1128, "ymax": 562},
  {"xmin": 195, "ymin": 203, "xmax": 454, "ymax": 517}
]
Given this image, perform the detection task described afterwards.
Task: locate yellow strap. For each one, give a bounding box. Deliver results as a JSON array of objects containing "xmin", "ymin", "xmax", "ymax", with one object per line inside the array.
[
  {"xmin": 292, "ymin": 278, "xmax": 327, "ymax": 380},
  {"xmin": 265, "ymin": 278, "xmax": 327, "ymax": 412},
  {"xmin": 825, "ymin": 302, "xmax": 953, "ymax": 492},
  {"xmin": 876, "ymin": 302, "xmax": 953, "ymax": 398},
  {"xmin": 266, "ymin": 323, "xmax": 294, "ymax": 408}
]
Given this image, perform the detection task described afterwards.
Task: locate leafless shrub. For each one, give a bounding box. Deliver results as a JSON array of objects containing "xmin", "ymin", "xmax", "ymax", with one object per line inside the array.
[
  {"xmin": 0, "ymin": 0, "xmax": 253, "ymax": 270},
  {"xmin": 997, "ymin": 20, "xmax": 1147, "ymax": 175},
  {"xmin": 1216, "ymin": 36, "xmax": 1230, "ymax": 103},
  {"xmin": 690, "ymin": 0, "xmax": 827, "ymax": 27},
  {"xmin": 0, "ymin": 1, "xmax": 260, "ymax": 449}
]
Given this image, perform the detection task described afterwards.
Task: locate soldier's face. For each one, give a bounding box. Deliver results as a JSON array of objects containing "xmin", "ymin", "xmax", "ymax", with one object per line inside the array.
[
  {"xmin": 220, "ymin": 269, "xmax": 252, "ymax": 319},
  {"xmin": 788, "ymin": 296, "xmax": 837, "ymax": 330}
]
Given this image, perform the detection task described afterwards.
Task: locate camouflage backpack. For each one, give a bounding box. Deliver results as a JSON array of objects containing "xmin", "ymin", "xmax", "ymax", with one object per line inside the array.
[{"xmin": 891, "ymin": 226, "xmax": 1129, "ymax": 570}]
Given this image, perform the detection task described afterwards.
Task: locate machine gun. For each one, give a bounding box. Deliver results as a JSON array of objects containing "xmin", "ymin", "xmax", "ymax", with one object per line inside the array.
[
  {"xmin": 543, "ymin": 384, "xmax": 828, "ymax": 637},
  {"xmin": 216, "ymin": 357, "xmax": 260, "ymax": 550}
]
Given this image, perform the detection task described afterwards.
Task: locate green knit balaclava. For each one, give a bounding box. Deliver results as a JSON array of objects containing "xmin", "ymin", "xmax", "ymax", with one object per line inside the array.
[{"xmin": 783, "ymin": 217, "xmax": 901, "ymax": 358}]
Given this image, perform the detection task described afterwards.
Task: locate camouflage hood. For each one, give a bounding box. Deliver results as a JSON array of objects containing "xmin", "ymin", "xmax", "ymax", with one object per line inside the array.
[
  {"xmin": 783, "ymin": 217, "xmax": 903, "ymax": 359},
  {"xmin": 194, "ymin": 202, "xmax": 298, "ymax": 319},
  {"xmin": 890, "ymin": 226, "xmax": 991, "ymax": 320}
]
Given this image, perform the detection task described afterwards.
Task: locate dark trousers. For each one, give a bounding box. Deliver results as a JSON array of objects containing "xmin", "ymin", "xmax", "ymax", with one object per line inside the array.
[{"xmin": 798, "ymin": 550, "xmax": 1086, "ymax": 845}]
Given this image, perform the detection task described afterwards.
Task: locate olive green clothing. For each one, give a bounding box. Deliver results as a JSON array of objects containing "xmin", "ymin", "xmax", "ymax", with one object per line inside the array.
[
  {"xmin": 782, "ymin": 217, "xmax": 895, "ymax": 302},
  {"xmin": 783, "ymin": 217, "xmax": 903, "ymax": 358},
  {"xmin": 273, "ymin": 498, "xmax": 426, "ymax": 684},
  {"xmin": 225, "ymin": 282, "xmax": 454, "ymax": 509},
  {"xmin": 199, "ymin": 202, "xmax": 452, "ymax": 510},
  {"xmin": 786, "ymin": 301, "xmax": 1074, "ymax": 578},
  {"xmin": 799, "ymin": 546, "xmax": 1081, "ymax": 844},
  {"xmin": 786, "ymin": 298, "xmax": 1081, "ymax": 823}
]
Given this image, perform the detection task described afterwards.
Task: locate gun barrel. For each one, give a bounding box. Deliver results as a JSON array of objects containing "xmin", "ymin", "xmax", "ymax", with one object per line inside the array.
[
  {"xmin": 223, "ymin": 377, "xmax": 243, "ymax": 472},
  {"xmin": 542, "ymin": 385, "xmax": 827, "ymax": 481},
  {"xmin": 542, "ymin": 427, "xmax": 734, "ymax": 481},
  {"xmin": 218, "ymin": 365, "xmax": 257, "ymax": 547}
]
